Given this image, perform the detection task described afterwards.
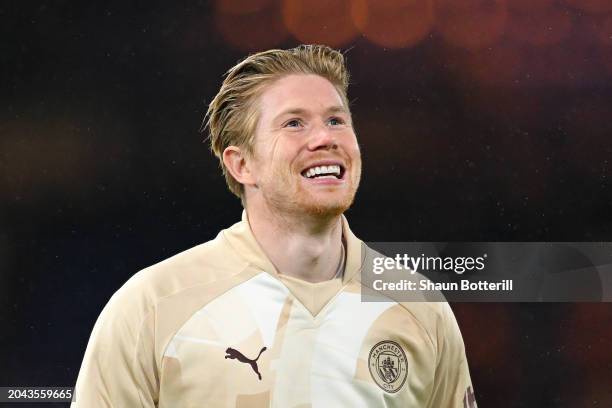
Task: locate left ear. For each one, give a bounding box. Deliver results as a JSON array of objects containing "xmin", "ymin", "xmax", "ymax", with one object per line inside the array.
[{"xmin": 222, "ymin": 145, "xmax": 257, "ymax": 187}]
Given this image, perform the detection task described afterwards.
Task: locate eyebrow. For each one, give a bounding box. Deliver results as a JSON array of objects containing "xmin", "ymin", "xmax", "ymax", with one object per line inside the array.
[{"xmin": 272, "ymin": 105, "xmax": 349, "ymax": 123}]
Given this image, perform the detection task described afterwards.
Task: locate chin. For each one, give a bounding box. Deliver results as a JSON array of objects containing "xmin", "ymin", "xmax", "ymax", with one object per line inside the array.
[
  {"xmin": 263, "ymin": 179, "xmax": 359, "ymax": 219},
  {"xmin": 299, "ymin": 194, "xmax": 356, "ymax": 219},
  {"xmin": 302, "ymin": 203, "xmax": 347, "ymax": 218}
]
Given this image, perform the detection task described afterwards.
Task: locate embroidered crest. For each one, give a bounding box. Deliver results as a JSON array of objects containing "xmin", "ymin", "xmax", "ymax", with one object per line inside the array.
[{"xmin": 368, "ymin": 341, "xmax": 408, "ymax": 393}]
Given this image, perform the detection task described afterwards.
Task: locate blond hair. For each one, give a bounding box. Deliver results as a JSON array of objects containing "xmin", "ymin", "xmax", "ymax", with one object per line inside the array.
[{"xmin": 204, "ymin": 44, "xmax": 350, "ymax": 202}]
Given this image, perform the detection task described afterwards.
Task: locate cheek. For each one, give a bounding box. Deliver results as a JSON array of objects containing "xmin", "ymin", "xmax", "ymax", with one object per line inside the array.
[
  {"xmin": 273, "ymin": 140, "xmax": 302, "ymax": 166},
  {"xmin": 345, "ymin": 135, "xmax": 361, "ymax": 159},
  {"xmin": 257, "ymin": 147, "xmax": 294, "ymax": 180},
  {"xmin": 265, "ymin": 133, "xmax": 290, "ymax": 158}
]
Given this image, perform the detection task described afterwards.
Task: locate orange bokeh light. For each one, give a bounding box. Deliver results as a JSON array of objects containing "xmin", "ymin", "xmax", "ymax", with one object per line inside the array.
[
  {"xmin": 282, "ymin": 0, "xmax": 358, "ymax": 47},
  {"xmin": 215, "ymin": 5, "xmax": 289, "ymax": 52},
  {"xmin": 435, "ymin": 0, "xmax": 508, "ymax": 50},
  {"xmin": 351, "ymin": 0, "xmax": 434, "ymax": 48}
]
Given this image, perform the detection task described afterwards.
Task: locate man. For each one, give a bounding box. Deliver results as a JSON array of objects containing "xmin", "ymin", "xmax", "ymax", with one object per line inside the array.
[{"xmin": 73, "ymin": 45, "xmax": 477, "ymax": 407}]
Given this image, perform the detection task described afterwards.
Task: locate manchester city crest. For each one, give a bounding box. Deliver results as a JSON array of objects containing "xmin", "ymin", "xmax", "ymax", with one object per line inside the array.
[{"xmin": 368, "ymin": 340, "xmax": 408, "ymax": 393}]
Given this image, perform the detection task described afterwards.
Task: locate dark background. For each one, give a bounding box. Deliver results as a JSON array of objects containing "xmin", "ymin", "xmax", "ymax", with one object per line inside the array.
[{"xmin": 2, "ymin": 0, "xmax": 612, "ymax": 406}]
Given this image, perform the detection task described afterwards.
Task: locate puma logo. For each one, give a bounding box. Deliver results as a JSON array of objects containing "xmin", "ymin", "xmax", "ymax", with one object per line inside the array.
[{"xmin": 225, "ymin": 346, "xmax": 267, "ymax": 380}]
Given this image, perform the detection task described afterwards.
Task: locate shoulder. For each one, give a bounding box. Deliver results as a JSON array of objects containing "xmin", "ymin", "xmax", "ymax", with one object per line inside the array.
[
  {"xmin": 132, "ymin": 233, "xmax": 246, "ymax": 294},
  {"xmin": 396, "ymin": 302, "xmax": 458, "ymax": 339},
  {"xmin": 74, "ymin": 231, "xmax": 248, "ymax": 406},
  {"xmin": 99, "ymin": 231, "xmax": 249, "ymax": 332}
]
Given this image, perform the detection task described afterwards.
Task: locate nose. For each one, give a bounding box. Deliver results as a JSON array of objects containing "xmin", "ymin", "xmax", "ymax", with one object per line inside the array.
[{"xmin": 307, "ymin": 122, "xmax": 337, "ymax": 152}]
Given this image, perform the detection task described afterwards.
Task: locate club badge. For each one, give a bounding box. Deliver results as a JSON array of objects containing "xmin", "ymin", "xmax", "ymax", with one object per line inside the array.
[{"xmin": 368, "ymin": 340, "xmax": 408, "ymax": 393}]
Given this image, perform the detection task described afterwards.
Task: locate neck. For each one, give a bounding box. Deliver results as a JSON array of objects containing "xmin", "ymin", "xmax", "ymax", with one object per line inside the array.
[{"xmin": 246, "ymin": 201, "xmax": 344, "ymax": 283}]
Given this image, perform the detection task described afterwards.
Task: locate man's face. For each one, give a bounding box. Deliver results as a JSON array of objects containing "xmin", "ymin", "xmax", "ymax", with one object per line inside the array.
[{"xmin": 247, "ymin": 74, "xmax": 361, "ymax": 218}]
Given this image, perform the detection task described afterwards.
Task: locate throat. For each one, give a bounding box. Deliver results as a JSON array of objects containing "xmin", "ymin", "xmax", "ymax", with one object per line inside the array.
[{"xmin": 248, "ymin": 208, "xmax": 344, "ymax": 283}]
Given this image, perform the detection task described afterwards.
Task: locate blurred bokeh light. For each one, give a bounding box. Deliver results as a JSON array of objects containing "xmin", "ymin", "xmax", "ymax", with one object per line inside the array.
[
  {"xmin": 282, "ymin": 0, "xmax": 358, "ymax": 47},
  {"xmin": 208, "ymin": 0, "xmax": 612, "ymax": 89},
  {"xmin": 214, "ymin": 0, "xmax": 289, "ymax": 51},
  {"xmin": 351, "ymin": 0, "xmax": 435, "ymax": 48},
  {"xmin": 435, "ymin": 0, "xmax": 507, "ymax": 50}
]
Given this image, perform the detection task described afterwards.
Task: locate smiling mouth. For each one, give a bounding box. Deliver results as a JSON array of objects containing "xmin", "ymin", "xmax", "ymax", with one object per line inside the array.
[{"xmin": 301, "ymin": 164, "xmax": 345, "ymax": 180}]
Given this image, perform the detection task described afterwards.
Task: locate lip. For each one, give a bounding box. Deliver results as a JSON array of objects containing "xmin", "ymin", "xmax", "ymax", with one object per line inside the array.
[{"xmin": 302, "ymin": 174, "xmax": 346, "ymax": 185}]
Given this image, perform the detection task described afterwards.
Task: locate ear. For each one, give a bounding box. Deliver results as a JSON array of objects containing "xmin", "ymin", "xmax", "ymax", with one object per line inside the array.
[{"xmin": 222, "ymin": 146, "xmax": 257, "ymax": 187}]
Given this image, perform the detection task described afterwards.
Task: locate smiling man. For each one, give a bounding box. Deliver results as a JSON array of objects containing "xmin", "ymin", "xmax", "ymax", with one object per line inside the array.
[
  {"xmin": 73, "ymin": 45, "xmax": 476, "ymax": 407},
  {"xmin": 219, "ymin": 68, "xmax": 361, "ymax": 284}
]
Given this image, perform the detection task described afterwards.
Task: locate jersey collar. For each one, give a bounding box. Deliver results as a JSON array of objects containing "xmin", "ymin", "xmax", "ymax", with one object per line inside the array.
[{"xmin": 221, "ymin": 210, "xmax": 364, "ymax": 285}]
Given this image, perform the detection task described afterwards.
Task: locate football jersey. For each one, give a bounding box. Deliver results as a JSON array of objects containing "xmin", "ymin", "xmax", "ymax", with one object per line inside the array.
[{"xmin": 72, "ymin": 212, "xmax": 476, "ymax": 407}]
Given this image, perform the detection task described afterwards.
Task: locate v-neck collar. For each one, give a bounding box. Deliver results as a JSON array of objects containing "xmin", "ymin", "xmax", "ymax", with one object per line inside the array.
[{"xmin": 221, "ymin": 211, "xmax": 364, "ymax": 316}]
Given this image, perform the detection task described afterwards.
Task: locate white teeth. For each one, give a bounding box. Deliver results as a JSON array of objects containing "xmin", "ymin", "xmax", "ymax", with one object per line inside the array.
[{"xmin": 303, "ymin": 164, "xmax": 342, "ymax": 178}]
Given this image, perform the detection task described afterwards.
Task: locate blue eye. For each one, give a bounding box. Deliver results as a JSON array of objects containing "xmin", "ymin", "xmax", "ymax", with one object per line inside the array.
[{"xmin": 328, "ymin": 117, "xmax": 345, "ymax": 126}]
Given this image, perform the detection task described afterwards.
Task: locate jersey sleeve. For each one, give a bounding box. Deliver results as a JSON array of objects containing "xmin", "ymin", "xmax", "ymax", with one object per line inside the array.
[
  {"xmin": 71, "ymin": 280, "xmax": 159, "ymax": 407},
  {"xmin": 426, "ymin": 303, "xmax": 477, "ymax": 408}
]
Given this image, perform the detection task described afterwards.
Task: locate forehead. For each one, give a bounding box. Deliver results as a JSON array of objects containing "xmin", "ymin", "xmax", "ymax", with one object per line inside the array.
[{"xmin": 257, "ymin": 74, "xmax": 346, "ymax": 117}]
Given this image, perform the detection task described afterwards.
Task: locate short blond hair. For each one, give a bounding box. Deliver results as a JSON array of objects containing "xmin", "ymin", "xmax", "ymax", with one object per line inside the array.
[{"xmin": 204, "ymin": 44, "xmax": 351, "ymax": 202}]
